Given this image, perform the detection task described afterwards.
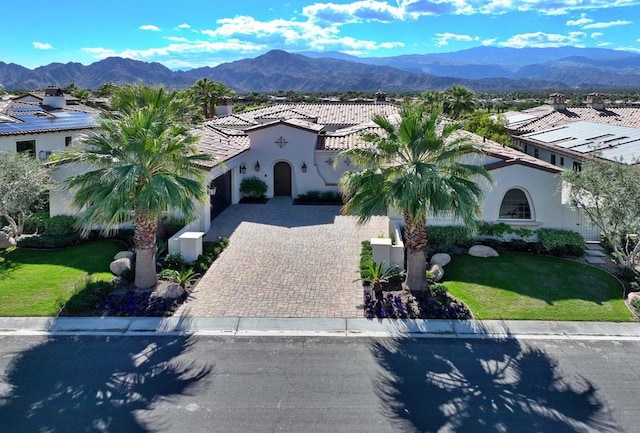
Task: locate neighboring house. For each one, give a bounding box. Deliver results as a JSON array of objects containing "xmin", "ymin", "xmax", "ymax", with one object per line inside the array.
[
  {"xmin": 0, "ymin": 88, "xmax": 98, "ymax": 161},
  {"xmin": 505, "ymin": 93, "xmax": 640, "ymax": 170}
]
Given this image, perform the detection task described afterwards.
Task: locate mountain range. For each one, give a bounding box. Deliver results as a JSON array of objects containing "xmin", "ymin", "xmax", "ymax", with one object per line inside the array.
[{"xmin": 2, "ymin": 46, "xmax": 640, "ymax": 92}]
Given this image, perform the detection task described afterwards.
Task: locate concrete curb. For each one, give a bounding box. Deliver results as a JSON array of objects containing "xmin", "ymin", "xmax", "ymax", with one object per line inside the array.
[{"xmin": 0, "ymin": 317, "xmax": 638, "ymax": 339}]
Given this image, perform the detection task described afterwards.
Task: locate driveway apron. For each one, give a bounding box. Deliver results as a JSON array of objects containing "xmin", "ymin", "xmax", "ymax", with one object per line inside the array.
[{"xmin": 175, "ymin": 197, "xmax": 389, "ymax": 318}]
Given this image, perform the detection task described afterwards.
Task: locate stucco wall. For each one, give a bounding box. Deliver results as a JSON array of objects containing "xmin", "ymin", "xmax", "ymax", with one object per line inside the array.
[{"xmin": 0, "ymin": 131, "xmax": 85, "ymax": 160}]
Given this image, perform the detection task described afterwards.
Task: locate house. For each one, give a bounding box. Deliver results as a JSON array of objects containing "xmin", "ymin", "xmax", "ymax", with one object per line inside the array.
[
  {"xmin": 47, "ymin": 97, "xmax": 597, "ymax": 250},
  {"xmin": 505, "ymin": 93, "xmax": 640, "ymax": 170},
  {"xmin": 0, "ymin": 88, "xmax": 99, "ymax": 161}
]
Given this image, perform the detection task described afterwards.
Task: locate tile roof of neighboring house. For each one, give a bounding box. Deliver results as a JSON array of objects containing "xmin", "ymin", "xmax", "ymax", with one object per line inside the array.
[
  {"xmin": 318, "ymin": 122, "xmax": 382, "ymax": 150},
  {"xmin": 0, "ymin": 102, "xmax": 98, "ymax": 136},
  {"xmin": 193, "ymin": 125, "xmax": 250, "ymax": 168},
  {"xmin": 513, "ymin": 107, "xmax": 640, "ymax": 133},
  {"xmin": 205, "ymin": 113, "xmax": 258, "ymax": 128},
  {"xmin": 208, "ymin": 103, "xmax": 400, "ymax": 129},
  {"xmin": 245, "ymin": 118, "xmax": 326, "ymax": 133}
]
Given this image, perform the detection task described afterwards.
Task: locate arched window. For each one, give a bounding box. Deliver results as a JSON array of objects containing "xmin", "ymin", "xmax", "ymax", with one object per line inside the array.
[{"xmin": 499, "ymin": 189, "xmax": 532, "ymax": 219}]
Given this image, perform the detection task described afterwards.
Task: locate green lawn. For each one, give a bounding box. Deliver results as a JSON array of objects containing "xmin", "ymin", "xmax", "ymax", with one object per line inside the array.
[
  {"xmin": 0, "ymin": 240, "xmax": 124, "ymax": 316},
  {"xmin": 443, "ymin": 252, "xmax": 632, "ymax": 321}
]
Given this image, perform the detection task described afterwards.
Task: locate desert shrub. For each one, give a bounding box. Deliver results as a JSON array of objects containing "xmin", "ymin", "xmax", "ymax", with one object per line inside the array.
[
  {"xmin": 194, "ymin": 237, "xmax": 229, "ymax": 273},
  {"xmin": 364, "ymin": 290, "xmax": 471, "ymax": 320},
  {"xmin": 98, "ymin": 289, "xmax": 186, "ymax": 317},
  {"xmin": 240, "ymin": 176, "xmax": 268, "ymax": 198},
  {"xmin": 426, "ymin": 225, "xmax": 472, "ymax": 255},
  {"xmin": 538, "ymin": 228, "xmax": 585, "ymax": 257},
  {"xmin": 359, "ymin": 240, "xmax": 373, "ymax": 282},
  {"xmin": 162, "ymin": 252, "xmax": 186, "ymax": 270}
]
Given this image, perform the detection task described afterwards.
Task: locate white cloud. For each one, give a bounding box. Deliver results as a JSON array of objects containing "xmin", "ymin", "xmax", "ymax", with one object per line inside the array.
[
  {"xmin": 164, "ymin": 36, "xmax": 189, "ymax": 42},
  {"xmin": 139, "ymin": 24, "xmax": 160, "ymax": 31},
  {"xmin": 434, "ymin": 32, "xmax": 478, "ymax": 47},
  {"xmin": 590, "ymin": 32, "xmax": 603, "ymax": 38},
  {"xmin": 33, "ymin": 41, "xmax": 53, "ymax": 50},
  {"xmin": 583, "ymin": 20, "xmax": 632, "ymax": 29},
  {"xmin": 482, "ymin": 38, "xmax": 498, "ymax": 46},
  {"xmin": 81, "ymin": 47, "xmax": 118, "ymax": 59},
  {"xmin": 176, "ymin": 23, "xmax": 191, "ymax": 29},
  {"xmin": 499, "ymin": 31, "xmax": 586, "ymax": 48},
  {"xmin": 566, "ymin": 16, "xmax": 593, "ymax": 26}
]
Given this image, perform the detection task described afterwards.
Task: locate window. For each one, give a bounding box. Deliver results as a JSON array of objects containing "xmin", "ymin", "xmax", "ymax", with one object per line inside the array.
[
  {"xmin": 524, "ymin": 145, "xmax": 528, "ymax": 154},
  {"xmin": 16, "ymin": 140, "xmax": 35, "ymax": 155},
  {"xmin": 499, "ymin": 189, "xmax": 532, "ymax": 220},
  {"xmin": 533, "ymin": 148, "xmax": 539, "ymax": 158},
  {"xmin": 550, "ymin": 154, "xmax": 556, "ymax": 165},
  {"xmin": 65, "ymin": 136, "xmax": 72, "ymax": 147},
  {"xmin": 560, "ymin": 156, "xmax": 565, "ymax": 166},
  {"xmin": 573, "ymin": 161, "xmax": 582, "ymax": 172}
]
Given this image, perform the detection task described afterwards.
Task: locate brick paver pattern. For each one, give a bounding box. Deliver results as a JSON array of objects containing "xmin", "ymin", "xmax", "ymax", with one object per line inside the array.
[{"xmin": 175, "ymin": 197, "xmax": 389, "ymax": 318}]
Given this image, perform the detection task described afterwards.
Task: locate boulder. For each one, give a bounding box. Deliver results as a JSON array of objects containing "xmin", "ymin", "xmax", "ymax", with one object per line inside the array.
[
  {"xmin": 0, "ymin": 232, "xmax": 16, "ymax": 249},
  {"xmin": 428, "ymin": 264, "xmax": 444, "ymax": 282},
  {"xmin": 109, "ymin": 258, "xmax": 132, "ymax": 276},
  {"xmin": 468, "ymin": 245, "xmax": 499, "ymax": 258},
  {"xmin": 430, "ymin": 253, "xmax": 451, "ymax": 267},
  {"xmin": 628, "ymin": 291, "xmax": 640, "ymax": 304},
  {"xmin": 154, "ymin": 283, "xmax": 186, "ymax": 300},
  {"xmin": 114, "ymin": 250, "xmax": 135, "ymax": 260}
]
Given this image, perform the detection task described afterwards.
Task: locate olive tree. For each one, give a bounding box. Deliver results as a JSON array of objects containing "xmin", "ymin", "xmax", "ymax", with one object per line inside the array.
[
  {"xmin": 563, "ymin": 156, "xmax": 640, "ymax": 268},
  {"xmin": 0, "ymin": 152, "xmax": 50, "ymax": 237}
]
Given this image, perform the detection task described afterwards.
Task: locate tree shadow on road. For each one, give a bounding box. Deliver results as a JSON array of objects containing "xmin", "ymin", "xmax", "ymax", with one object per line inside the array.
[
  {"xmin": 371, "ymin": 336, "xmax": 621, "ymax": 432},
  {"xmin": 0, "ymin": 334, "xmax": 212, "ymax": 433}
]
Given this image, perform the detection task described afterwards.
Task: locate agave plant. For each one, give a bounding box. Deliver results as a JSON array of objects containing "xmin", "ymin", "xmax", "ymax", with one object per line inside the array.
[{"xmin": 356, "ymin": 261, "xmax": 405, "ymax": 299}]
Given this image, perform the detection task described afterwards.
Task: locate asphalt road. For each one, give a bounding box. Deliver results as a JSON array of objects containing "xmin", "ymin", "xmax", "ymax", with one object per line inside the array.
[{"xmin": 0, "ymin": 335, "xmax": 638, "ymax": 433}]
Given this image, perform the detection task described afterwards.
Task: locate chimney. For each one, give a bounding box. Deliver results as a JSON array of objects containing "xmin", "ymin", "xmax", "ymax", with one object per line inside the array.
[
  {"xmin": 548, "ymin": 93, "xmax": 566, "ymax": 111},
  {"xmin": 375, "ymin": 91, "xmax": 387, "ymax": 104},
  {"xmin": 42, "ymin": 87, "xmax": 66, "ymax": 109},
  {"xmin": 216, "ymin": 96, "xmax": 233, "ymax": 116},
  {"xmin": 586, "ymin": 93, "xmax": 605, "ymax": 110}
]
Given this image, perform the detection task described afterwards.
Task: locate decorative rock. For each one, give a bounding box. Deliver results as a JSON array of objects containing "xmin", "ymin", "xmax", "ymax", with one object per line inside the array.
[
  {"xmin": 0, "ymin": 232, "xmax": 16, "ymax": 249},
  {"xmin": 155, "ymin": 283, "xmax": 186, "ymax": 300},
  {"xmin": 430, "ymin": 253, "xmax": 451, "ymax": 267},
  {"xmin": 109, "ymin": 258, "xmax": 132, "ymax": 276},
  {"xmin": 429, "ymin": 264, "xmax": 444, "ymax": 282},
  {"xmin": 114, "ymin": 251, "xmax": 135, "ymax": 260},
  {"xmin": 628, "ymin": 291, "xmax": 640, "ymax": 303},
  {"xmin": 468, "ymin": 245, "xmax": 499, "ymax": 258}
]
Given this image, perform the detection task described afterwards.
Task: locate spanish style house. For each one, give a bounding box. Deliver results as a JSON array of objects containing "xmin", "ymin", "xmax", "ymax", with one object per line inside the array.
[
  {"xmin": 173, "ymin": 98, "xmax": 596, "ymax": 239},
  {"xmin": 0, "ymin": 88, "xmax": 98, "ymax": 161}
]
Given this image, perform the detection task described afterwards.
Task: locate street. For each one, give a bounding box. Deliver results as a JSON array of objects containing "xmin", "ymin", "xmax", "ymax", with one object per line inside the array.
[{"xmin": 0, "ymin": 335, "xmax": 638, "ymax": 432}]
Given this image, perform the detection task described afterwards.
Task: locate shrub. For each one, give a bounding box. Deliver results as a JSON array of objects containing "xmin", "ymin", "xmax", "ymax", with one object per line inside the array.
[
  {"xmin": 162, "ymin": 216, "xmax": 186, "ymax": 238},
  {"xmin": 426, "ymin": 225, "xmax": 472, "ymax": 255},
  {"xmin": 194, "ymin": 237, "xmax": 229, "ymax": 273},
  {"xmin": 23, "ymin": 210, "xmax": 48, "ymax": 234},
  {"xmin": 364, "ymin": 290, "xmax": 471, "ymax": 320},
  {"xmin": 240, "ymin": 176, "xmax": 268, "ymax": 198},
  {"xmin": 619, "ymin": 266, "xmax": 638, "ymax": 283},
  {"xmin": 632, "ymin": 298, "xmax": 640, "ymax": 314},
  {"xmin": 44, "ymin": 215, "xmax": 78, "ymax": 236},
  {"xmin": 359, "ymin": 240, "xmax": 373, "ymax": 283},
  {"xmin": 17, "ymin": 232, "xmax": 83, "ymax": 248},
  {"xmin": 98, "ymin": 289, "xmax": 186, "ymax": 317},
  {"xmin": 538, "ymin": 228, "xmax": 585, "ymax": 257}
]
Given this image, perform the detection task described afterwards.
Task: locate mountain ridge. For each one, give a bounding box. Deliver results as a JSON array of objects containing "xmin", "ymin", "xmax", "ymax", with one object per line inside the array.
[{"xmin": 2, "ymin": 46, "xmax": 640, "ymax": 92}]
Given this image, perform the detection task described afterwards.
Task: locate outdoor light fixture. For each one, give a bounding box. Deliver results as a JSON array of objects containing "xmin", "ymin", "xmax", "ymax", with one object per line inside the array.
[
  {"xmin": 254, "ymin": 161, "xmax": 261, "ymax": 172},
  {"xmin": 239, "ymin": 163, "xmax": 246, "ymax": 174},
  {"xmin": 301, "ymin": 162, "xmax": 307, "ymax": 173},
  {"xmin": 208, "ymin": 185, "xmax": 217, "ymax": 196}
]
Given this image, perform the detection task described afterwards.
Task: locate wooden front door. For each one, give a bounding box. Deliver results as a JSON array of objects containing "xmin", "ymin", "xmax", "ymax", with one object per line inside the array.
[{"xmin": 273, "ymin": 161, "xmax": 292, "ymax": 196}]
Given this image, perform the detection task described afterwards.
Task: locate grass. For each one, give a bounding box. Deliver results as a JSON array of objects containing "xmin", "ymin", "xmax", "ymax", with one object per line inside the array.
[
  {"xmin": 0, "ymin": 240, "xmax": 124, "ymax": 316},
  {"xmin": 443, "ymin": 252, "xmax": 632, "ymax": 321}
]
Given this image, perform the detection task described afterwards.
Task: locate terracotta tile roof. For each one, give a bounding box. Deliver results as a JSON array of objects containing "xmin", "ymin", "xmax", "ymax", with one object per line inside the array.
[
  {"xmin": 193, "ymin": 125, "xmax": 249, "ymax": 168},
  {"xmin": 214, "ymin": 103, "xmax": 400, "ymax": 129},
  {"xmin": 514, "ymin": 107, "xmax": 640, "ymax": 133},
  {"xmin": 317, "ymin": 122, "xmax": 382, "ymax": 150},
  {"xmin": 245, "ymin": 118, "xmax": 325, "ymax": 133},
  {"xmin": 205, "ymin": 113, "xmax": 258, "ymax": 128}
]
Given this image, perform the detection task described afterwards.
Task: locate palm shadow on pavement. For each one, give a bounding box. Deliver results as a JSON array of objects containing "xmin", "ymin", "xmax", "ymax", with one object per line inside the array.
[
  {"xmin": 371, "ymin": 336, "xmax": 622, "ymax": 432},
  {"xmin": 0, "ymin": 334, "xmax": 212, "ymax": 433}
]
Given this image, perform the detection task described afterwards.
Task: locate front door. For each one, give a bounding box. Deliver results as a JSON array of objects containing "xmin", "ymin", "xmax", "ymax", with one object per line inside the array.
[
  {"xmin": 273, "ymin": 161, "xmax": 292, "ymax": 196},
  {"xmin": 210, "ymin": 170, "xmax": 232, "ymax": 219}
]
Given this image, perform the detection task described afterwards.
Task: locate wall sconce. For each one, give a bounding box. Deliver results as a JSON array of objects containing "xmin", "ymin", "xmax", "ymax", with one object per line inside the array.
[
  {"xmin": 239, "ymin": 163, "xmax": 246, "ymax": 174},
  {"xmin": 254, "ymin": 161, "xmax": 261, "ymax": 172},
  {"xmin": 301, "ymin": 162, "xmax": 307, "ymax": 173},
  {"xmin": 208, "ymin": 185, "xmax": 217, "ymax": 196}
]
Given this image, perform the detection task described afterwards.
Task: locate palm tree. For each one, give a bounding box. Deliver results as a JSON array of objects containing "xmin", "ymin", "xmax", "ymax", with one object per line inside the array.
[
  {"xmin": 65, "ymin": 84, "xmax": 211, "ymax": 289},
  {"xmin": 442, "ymin": 85, "xmax": 477, "ymax": 120},
  {"xmin": 188, "ymin": 78, "xmax": 233, "ymax": 119},
  {"xmin": 338, "ymin": 103, "xmax": 491, "ymax": 292}
]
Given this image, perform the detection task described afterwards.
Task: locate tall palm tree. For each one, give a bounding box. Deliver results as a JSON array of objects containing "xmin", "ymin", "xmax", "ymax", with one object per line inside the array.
[
  {"xmin": 338, "ymin": 103, "xmax": 491, "ymax": 292},
  {"xmin": 442, "ymin": 85, "xmax": 477, "ymax": 120},
  {"xmin": 65, "ymin": 84, "xmax": 211, "ymax": 289},
  {"xmin": 188, "ymin": 78, "xmax": 233, "ymax": 119}
]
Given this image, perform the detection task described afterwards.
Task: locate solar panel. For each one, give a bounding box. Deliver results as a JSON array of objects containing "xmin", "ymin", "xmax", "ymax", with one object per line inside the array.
[
  {"xmin": 0, "ymin": 111, "xmax": 97, "ymax": 134},
  {"xmin": 11, "ymin": 106, "xmax": 45, "ymax": 112}
]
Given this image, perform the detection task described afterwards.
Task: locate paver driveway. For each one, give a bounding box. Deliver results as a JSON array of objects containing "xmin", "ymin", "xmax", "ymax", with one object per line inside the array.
[{"xmin": 175, "ymin": 197, "xmax": 389, "ymax": 318}]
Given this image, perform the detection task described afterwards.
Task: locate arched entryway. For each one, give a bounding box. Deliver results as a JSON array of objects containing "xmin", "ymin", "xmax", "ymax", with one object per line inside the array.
[{"xmin": 273, "ymin": 161, "xmax": 292, "ymax": 196}]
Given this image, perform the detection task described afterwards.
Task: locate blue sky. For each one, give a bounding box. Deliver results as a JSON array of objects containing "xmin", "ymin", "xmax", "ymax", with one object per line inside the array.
[{"xmin": 3, "ymin": 0, "xmax": 640, "ymax": 69}]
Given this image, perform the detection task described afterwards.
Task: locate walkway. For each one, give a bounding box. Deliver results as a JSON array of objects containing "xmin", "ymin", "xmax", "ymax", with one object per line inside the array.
[{"xmin": 175, "ymin": 197, "xmax": 389, "ymax": 318}]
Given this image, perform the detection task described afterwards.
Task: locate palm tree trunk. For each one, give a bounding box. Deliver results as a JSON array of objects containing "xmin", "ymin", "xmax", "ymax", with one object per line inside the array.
[
  {"xmin": 134, "ymin": 213, "xmax": 158, "ymax": 289},
  {"xmin": 404, "ymin": 211, "xmax": 427, "ymax": 292}
]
